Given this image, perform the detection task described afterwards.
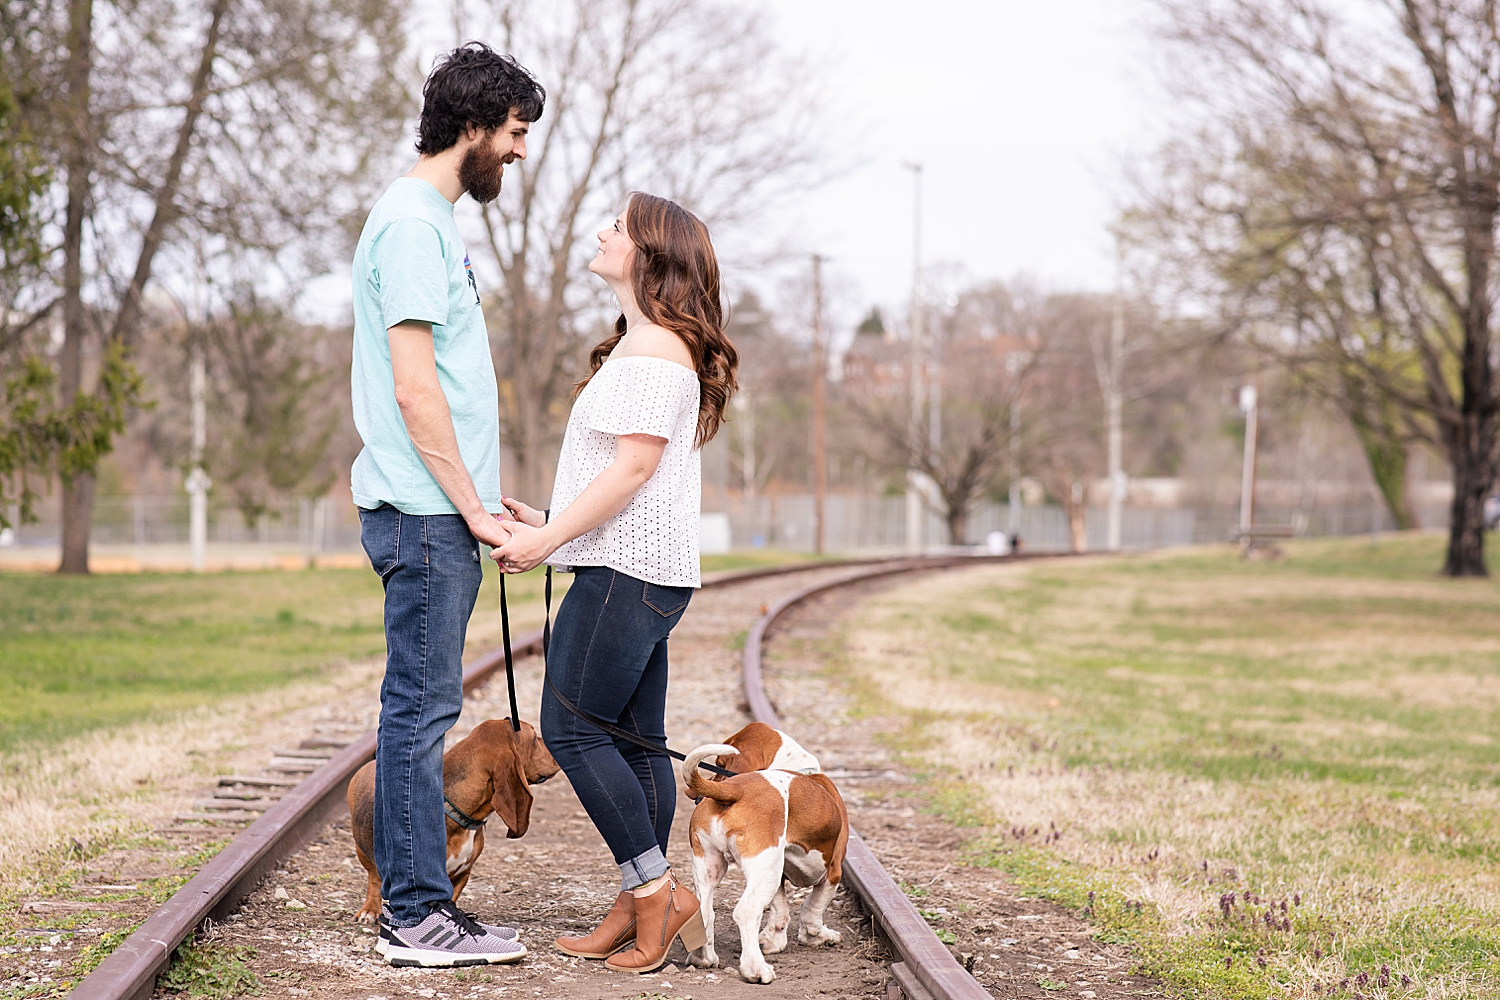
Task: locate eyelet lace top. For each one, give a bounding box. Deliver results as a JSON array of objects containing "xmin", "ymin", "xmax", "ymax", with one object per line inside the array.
[{"xmin": 547, "ymin": 355, "xmax": 702, "ymax": 587}]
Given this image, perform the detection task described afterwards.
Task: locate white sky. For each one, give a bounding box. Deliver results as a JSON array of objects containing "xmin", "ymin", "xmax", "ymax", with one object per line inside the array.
[
  {"xmin": 298, "ymin": 0, "xmax": 1157, "ymax": 326},
  {"xmin": 758, "ymin": 0, "xmax": 1156, "ymax": 312}
]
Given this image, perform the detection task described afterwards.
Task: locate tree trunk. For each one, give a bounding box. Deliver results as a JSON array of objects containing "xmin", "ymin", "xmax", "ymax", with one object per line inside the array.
[
  {"xmin": 57, "ymin": 0, "xmax": 94, "ymax": 575},
  {"xmin": 1052, "ymin": 474, "xmax": 1087, "ymax": 553},
  {"xmin": 1066, "ymin": 501, "xmax": 1087, "ymax": 553},
  {"xmin": 944, "ymin": 504, "xmax": 968, "ymax": 547},
  {"xmin": 1442, "ymin": 420, "xmax": 1493, "ymax": 577},
  {"xmin": 509, "ymin": 374, "xmax": 545, "ymax": 507},
  {"xmin": 1349, "ymin": 415, "xmax": 1416, "ymax": 531},
  {"xmin": 106, "ymin": 0, "xmax": 229, "ymax": 348}
]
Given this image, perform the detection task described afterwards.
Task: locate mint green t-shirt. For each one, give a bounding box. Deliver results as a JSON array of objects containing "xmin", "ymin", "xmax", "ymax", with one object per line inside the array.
[{"xmin": 349, "ymin": 178, "xmax": 501, "ymax": 515}]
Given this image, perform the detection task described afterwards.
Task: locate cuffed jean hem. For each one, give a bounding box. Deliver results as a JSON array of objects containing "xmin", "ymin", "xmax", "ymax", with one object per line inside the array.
[{"xmin": 619, "ymin": 846, "xmax": 671, "ymax": 891}]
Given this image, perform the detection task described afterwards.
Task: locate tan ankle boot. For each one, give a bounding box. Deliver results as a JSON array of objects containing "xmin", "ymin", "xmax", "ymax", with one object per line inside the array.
[
  {"xmin": 555, "ymin": 891, "xmax": 636, "ymax": 959},
  {"xmin": 605, "ymin": 873, "xmax": 706, "ymax": 973}
]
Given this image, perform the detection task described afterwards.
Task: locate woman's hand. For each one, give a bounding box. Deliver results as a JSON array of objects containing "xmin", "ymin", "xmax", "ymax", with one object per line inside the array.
[
  {"xmin": 500, "ymin": 495, "xmax": 547, "ymax": 528},
  {"xmin": 492, "ymin": 521, "xmax": 557, "ymax": 573}
]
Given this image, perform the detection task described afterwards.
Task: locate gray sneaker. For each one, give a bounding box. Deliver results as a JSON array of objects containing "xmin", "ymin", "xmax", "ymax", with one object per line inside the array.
[
  {"xmin": 377, "ymin": 904, "xmax": 518, "ymax": 955},
  {"xmin": 385, "ymin": 901, "xmax": 527, "ymax": 967}
]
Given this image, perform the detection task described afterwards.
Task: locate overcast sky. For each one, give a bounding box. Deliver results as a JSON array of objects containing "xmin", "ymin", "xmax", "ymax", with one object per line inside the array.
[
  {"xmin": 299, "ymin": 0, "xmax": 1157, "ymax": 326},
  {"xmin": 756, "ymin": 0, "xmax": 1157, "ymax": 315}
]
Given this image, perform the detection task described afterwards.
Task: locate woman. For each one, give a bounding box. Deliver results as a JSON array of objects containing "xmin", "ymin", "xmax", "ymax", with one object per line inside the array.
[{"xmin": 492, "ymin": 191, "xmax": 738, "ymax": 973}]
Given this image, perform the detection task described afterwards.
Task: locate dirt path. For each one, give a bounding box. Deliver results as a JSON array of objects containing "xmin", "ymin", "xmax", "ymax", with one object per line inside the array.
[
  {"xmin": 10, "ymin": 563, "xmax": 1164, "ymax": 1000},
  {"xmin": 198, "ymin": 567, "xmax": 897, "ymax": 1000}
]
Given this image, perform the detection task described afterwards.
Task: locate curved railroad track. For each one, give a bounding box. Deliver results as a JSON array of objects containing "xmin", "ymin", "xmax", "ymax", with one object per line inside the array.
[{"xmin": 70, "ymin": 553, "xmax": 1036, "ymax": 1000}]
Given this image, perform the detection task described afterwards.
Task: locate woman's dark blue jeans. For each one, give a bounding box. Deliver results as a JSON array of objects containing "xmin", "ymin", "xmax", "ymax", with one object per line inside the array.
[
  {"xmin": 540, "ymin": 565, "xmax": 693, "ymax": 890},
  {"xmin": 359, "ymin": 504, "xmax": 483, "ymax": 927}
]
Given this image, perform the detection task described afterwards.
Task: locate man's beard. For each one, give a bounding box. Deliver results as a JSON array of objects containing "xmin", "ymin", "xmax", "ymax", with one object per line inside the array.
[{"xmin": 460, "ymin": 140, "xmax": 509, "ymax": 204}]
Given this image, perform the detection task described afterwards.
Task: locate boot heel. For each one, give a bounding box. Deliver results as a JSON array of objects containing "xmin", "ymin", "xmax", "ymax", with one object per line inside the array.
[{"xmin": 676, "ymin": 908, "xmax": 707, "ymax": 952}]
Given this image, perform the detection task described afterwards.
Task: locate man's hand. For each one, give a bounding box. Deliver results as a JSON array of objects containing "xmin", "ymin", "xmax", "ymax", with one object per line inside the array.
[
  {"xmin": 468, "ymin": 513, "xmax": 512, "ymax": 551},
  {"xmin": 500, "ymin": 495, "xmax": 546, "ymax": 528},
  {"xmin": 492, "ymin": 521, "xmax": 556, "ymax": 573}
]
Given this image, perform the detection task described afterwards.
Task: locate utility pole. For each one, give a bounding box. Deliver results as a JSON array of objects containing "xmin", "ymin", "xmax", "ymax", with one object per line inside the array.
[
  {"xmin": 904, "ymin": 162, "xmax": 924, "ymax": 554},
  {"xmin": 735, "ymin": 393, "xmax": 755, "ymax": 499},
  {"xmin": 1239, "ymin": 384, "xmax": 1259, "ymax": 536},
  {"xmin": 1005, "ymin": 350, "xmax": 1029, "ymax": 536},
  {"xmin": 186, "ymin": 345, "xmax": 210, "ymax": 573},
  {"xmin": 811, "ymin": 254, "xmax": 827, "ymax": 555},
  {"xmin": 1106, "ymin": 288, "xmax": 1125, "ymax": 551},
  {"xmin": 929, "ymin": 299, "xmax": 943, "ymax": 455}
]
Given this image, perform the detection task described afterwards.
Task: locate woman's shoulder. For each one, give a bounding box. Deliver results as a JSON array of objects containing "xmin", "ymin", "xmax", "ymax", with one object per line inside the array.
[{"xmin": 615, "ymin": 323, "xmax": 694, "ymax": 371}]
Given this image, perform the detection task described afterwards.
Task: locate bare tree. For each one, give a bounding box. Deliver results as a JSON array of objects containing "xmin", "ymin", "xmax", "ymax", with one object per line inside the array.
[
  {"xmin": 1137, "ymin": 0, "xmax": 1500, "ymax": 575},
  {"xmin": 1026, "ymin": 294, "xmax": 1111, "ymax": 552},
  {"xmin": 844, "ymin": 280, "xmax": 1031, "ymax": 544},
  {"xmin": 452, "ymin": 0, "xmax": 823, "ymax": 504},
  {"xmin": 1, "ymin": 0, "xmax": 408, "ymax": 571}
]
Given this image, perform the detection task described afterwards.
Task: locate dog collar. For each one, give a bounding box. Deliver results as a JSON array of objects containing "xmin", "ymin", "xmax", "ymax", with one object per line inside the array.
[{"xmin": 444, "ymin": 796, "xmax": 486, "ymax": 831}]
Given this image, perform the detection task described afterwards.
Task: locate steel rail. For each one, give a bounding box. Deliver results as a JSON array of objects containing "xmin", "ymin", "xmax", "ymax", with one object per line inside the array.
[
  {"xmin": 67, "ymin": 556, "xmax": 904, "ymax": 1000},
  {"xmin": 741, "ymin": 554, "xmax": 1045, "ymax": 1000}
]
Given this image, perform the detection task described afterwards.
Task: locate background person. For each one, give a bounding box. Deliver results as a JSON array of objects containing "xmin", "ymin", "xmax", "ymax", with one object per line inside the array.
[
  {"xmin": 494, "ymin": 192, "xmax": 738, "ymax": 974},
  {"xmin": 349, "ymin": 42, "xmax": 544, "ymax": 968}
]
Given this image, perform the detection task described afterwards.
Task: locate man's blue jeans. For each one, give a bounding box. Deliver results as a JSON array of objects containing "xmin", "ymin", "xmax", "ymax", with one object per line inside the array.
[
  {"xmin": 540, "ymin": 566, "xmax": 693, "ymax": 890},
  {"xmin": 359, "ymin": 504, "xmax": 483, "ymax": 927}
]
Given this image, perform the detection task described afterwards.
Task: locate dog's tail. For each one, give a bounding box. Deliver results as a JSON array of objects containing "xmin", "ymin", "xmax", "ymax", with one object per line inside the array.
[{"xmin": 683, "ymin": 744, "xmax": 742, "ymax": 803}]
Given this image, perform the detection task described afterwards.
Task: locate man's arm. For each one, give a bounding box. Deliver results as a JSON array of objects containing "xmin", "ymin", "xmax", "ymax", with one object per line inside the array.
[{"xmin": 389, "ymin": 321, "xmax": 508, "ymax": 548}]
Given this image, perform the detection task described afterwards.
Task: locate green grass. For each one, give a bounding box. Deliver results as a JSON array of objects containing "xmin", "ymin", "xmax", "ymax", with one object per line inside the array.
[
  {"xmin": 157, "ymin": 940, "xmax": 259, "ymax": 999},
  {"xmin": 700, "ymin": 549, "xmax": 829, "ymax": 573},
  {"xmin": 0, "ymin": 551, "xmax": 818, "ymax": 752},
  {"xmin": 847, "ymin": 533, "xmax": 1500, "ymax": 1000},
  {"xmin": 0, "ymin": 564, "xmax": 559, "ymax": 752}
]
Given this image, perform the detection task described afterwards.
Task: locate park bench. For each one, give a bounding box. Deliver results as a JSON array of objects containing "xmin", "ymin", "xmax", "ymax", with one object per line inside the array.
[{"xmin": 1229, "ymin": 524, "xmax": 1296, "ymax": 559}]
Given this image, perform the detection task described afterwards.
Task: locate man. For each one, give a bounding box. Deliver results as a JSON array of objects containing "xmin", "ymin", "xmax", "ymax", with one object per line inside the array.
[{"xmin": 349, "ymin": 42, "xmax": 544, "ymax": 968}]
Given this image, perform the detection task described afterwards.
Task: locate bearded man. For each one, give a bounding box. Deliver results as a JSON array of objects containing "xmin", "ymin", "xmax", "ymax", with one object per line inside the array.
[{"xmin": 348, "ymin": 42, "xmax": 544, "ymax": 967}]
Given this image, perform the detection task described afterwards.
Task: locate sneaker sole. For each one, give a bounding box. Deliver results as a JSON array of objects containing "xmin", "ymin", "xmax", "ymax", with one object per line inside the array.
[
  {"xmin": 379, "ymin": 930, "xmax": 512, "ymax": 951},
  {"xmin": 385, "ymin": 944, "xmax": 528, "ymax": 967}
]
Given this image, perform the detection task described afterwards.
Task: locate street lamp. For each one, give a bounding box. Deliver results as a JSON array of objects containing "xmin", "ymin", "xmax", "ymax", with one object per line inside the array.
[
  {"xmin": 904, "ymin": 161, "xmax": 924, "ymax": 554},
  {"xmin": 1238, "ymin": 384, "xmax": 1259, "ymax": 536}
]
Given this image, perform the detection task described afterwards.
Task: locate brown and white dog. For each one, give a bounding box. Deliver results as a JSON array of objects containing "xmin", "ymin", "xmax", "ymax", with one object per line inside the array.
[
  {"xmin": 681, "ymin": 728, "xmax": 849, "ymax": 984},
  {"xmin": 347, "ymin": 719, "xmax": 560, "ymax": 922},
  {"xmin": 703, "ymin": 722, "xmax": 821, "ymax": 777}
]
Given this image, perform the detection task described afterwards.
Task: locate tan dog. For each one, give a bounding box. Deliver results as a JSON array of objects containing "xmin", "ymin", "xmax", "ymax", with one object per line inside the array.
[
  {"xmin": 681, "ymin": 741, "xmax": 849, "ymax": 984},
  {"xmin": 347, "ymin": 719, "xmax": 560, "ymax": 922}
]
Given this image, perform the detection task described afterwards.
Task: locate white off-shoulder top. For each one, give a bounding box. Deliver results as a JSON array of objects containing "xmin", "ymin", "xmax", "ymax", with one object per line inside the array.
[{"xmin": 546, "ymin": 355, "xmax": 702, "ymax": 587}]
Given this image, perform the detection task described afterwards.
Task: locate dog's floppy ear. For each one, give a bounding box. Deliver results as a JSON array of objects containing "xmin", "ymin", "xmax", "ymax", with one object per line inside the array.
[{"xmin": 489, "ymin": 724, "xmax": 534, "ymax": 839}]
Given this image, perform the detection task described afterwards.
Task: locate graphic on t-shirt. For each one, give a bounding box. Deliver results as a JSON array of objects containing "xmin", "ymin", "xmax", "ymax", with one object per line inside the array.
[{"xmin": 464, "ymin": 251, "xmax": 480, "ymax": 305}]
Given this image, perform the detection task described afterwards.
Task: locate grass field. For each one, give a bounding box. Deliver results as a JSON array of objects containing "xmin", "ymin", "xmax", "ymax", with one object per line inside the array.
[
  {"xmin": 0, "ymin": 550, "xmax": 816, "ymax": 753},
  {"xmin": 844, "ymin": 534, "xmax": 1500, "ymax": 999}
]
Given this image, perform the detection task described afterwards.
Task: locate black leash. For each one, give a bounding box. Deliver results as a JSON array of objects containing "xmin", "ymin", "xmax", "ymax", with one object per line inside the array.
[
  {"xmin": 495, "ymin": 513, "xmax": 733, "ymax": 779},
  {"xmin": 498, "ymin": 571, "xmax": 520, "ymax": 732}
]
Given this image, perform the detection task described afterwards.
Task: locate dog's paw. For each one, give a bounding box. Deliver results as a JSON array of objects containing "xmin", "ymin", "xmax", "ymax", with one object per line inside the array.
[
  {"xmin": 739, "ymin": 958, "xmax": 776, "ymax": 984},
  {"xmin": 758, "ymin": 930, "xmax": 788, "ymax": 955},
  {"xmin": 687, "ymin": 947, "xmax": 719, "ymax": 969},
  {"xmin": 797, "ymin": 925, "xmax": 841, "ymax": 946},
  {"xmin": 354, "ymin": 909, "xmax": 379, "ymax": 924}
]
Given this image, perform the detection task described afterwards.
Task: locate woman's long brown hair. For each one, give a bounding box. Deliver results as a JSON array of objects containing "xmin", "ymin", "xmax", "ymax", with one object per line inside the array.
[{"xmin": 574, "ymin": 192, "xmax": 738, "ymax": 447}]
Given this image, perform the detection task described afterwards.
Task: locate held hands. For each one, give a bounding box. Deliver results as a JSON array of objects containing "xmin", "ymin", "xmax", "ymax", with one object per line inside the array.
[
  {"xmin": 492, "ymin": 520, "xmax": 555, "ymax": 574},
  {"xmin": 491, "ymin": 495, "xmax": 553, "ymax": 573},
  {"xmin": 500, "ymin": 495, "xmax": 547, "ymax": 527},
  {"xmin": 467, "ymin": 510, "xmax": 513, "ymax": 550}
]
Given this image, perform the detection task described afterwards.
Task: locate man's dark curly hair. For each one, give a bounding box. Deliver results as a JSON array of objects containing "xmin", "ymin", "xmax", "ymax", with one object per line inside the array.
[{"xmin": 416, "ymin": 42, "xmax": 545, "ymax": 156}]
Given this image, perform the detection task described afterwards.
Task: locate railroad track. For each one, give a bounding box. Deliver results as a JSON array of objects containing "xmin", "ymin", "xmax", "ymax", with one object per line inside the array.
[{"xmin": 71, "ymin": 554, "xmax": 1034, "ymax": 1000}]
